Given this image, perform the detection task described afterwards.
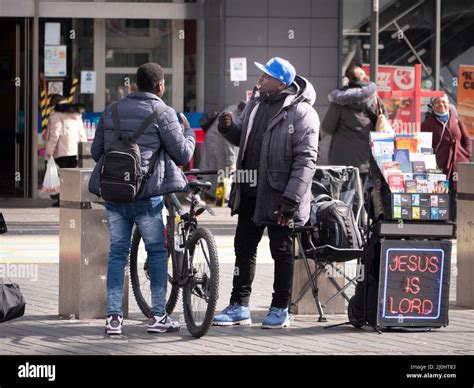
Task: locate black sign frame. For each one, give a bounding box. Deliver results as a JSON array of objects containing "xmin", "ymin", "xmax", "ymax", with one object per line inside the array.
[{"xmin": 377, "ymin": 239, "xmax": 451, "ymax": 328}]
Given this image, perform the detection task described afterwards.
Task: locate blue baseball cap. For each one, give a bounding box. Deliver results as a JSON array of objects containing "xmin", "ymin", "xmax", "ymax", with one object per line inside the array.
[{"xmin": 254, "ymin": 57, "xmax": 296, "ymax": 86}]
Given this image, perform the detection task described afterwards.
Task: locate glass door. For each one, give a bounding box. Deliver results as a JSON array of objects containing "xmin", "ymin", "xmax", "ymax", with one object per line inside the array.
[{"xmin": 0, "ymin": 18, "xmax": 29, "ymax": 197}]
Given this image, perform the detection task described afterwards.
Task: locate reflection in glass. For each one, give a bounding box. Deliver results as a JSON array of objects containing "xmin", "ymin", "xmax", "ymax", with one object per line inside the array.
[
  {"xmin": 106, "ymin": 19, "xmax": 172, "ymax": 68},
  {"xmin": 105, "ymin": 73, "xmax": 172, "ymax": 106}
]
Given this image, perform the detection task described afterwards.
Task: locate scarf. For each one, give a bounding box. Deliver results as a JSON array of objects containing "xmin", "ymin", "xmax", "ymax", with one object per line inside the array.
[{"xmin": 434, "ymin": 110, "xmax": 449, "ymax": 124}]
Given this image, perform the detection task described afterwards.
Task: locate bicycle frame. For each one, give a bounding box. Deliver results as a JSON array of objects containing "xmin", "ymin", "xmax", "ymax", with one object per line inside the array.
[{"xmin": 166, "ymin": 187, "xmax": 212, "ymax": 289}]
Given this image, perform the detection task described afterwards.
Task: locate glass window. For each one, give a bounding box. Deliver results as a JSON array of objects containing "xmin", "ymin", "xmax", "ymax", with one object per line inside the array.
[
  {"xmin": 106, "ymin": 19, "xmax": 172, "ymax": 68},
  {"xmin": 75, "ymin": 19, "xmax": 94, "ymax": 112},
  {"xmin": 54, "ymin": 0, "xmax": 197, "ymax": 2},
  {"xmin": 184, "ymin": 19, "xmax": 196, "ymax": 112},
  {"xmin": 105, "ymin": 74, "xmax": 136, "ymax": 105},
  {"xmin": 342, "ymin": 0, "xmax": 474, "ymax": 103},
  {"xmin": 104, "ymin": 0, "xmax": 197, "ymax": 2},
  {"xmin": 105, "ymin": 73, "xmax": 172, "ymax": 106}
]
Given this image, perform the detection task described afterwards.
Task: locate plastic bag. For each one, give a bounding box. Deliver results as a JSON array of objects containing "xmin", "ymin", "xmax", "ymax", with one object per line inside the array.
[{"xmin": 41, "ymin": 157, "xmax": 60, "ymax": 194}]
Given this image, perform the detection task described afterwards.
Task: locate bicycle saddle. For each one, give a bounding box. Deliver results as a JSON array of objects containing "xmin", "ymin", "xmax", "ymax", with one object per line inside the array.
[{"xmin": 188, "ymin": 180, "xmax": 212, "ymax": 191}]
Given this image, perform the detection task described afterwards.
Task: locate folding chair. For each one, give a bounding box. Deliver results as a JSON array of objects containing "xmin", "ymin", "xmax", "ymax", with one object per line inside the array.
[{"xmin": 288, "ymin": 166, "xmax": 366, "ymax": 322}]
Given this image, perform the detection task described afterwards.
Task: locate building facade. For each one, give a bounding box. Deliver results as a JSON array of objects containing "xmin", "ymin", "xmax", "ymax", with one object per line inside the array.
[{"xmin": 0, "ymin": 0, "xmax": 472, "ymax": 198}]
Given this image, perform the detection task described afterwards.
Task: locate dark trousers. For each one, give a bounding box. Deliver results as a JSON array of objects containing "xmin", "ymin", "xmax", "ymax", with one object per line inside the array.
[
  {"xmin": 51, "ymin": 156, "xmax": 78, "ymax": 202},
  {"xmin": 230, "ymin": 197, "xmax": 294, "ymax": 308}
]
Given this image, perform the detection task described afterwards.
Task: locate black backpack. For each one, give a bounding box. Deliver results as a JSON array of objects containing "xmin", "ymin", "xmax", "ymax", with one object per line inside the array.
[
  {"xmin": 310, "ymin": 194, "xmax": 363, "ymax": 249},
  {"xmin": 100, "ymin": 103, "xmax": 167, "ymax": 203}
]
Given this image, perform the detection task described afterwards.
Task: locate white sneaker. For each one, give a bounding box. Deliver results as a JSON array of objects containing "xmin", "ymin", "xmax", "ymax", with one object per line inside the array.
[
  {"xmin": 147, "ymin": 313, "xmax": 181, "ymax": 333},
  {"xmin": 105, "ymin": 314, "xmax": 123, "ymax": 335}
]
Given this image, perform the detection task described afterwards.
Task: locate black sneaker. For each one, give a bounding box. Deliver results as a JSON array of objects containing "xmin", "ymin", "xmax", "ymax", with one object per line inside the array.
[
  {"xmin": 105, "ymin": 314, "xmax": 123, "ymax": 335},
  {"xmin": 146, "ymin": 313, "xmax": 181, "ymax": 333}
]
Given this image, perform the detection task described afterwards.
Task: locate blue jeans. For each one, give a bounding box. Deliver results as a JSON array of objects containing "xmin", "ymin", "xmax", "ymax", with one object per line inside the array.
[{"xmin": 104, "ymin": 197, "xmax": 168, "ymax": 317}]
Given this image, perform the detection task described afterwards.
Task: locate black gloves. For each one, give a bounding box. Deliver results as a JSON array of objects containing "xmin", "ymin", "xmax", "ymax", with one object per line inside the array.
[
  {"xmin": 218, "ymin": 112, "xmax": 233, "ymax": 132},
  {"xmin": 278, "ymin": 197, "xmax": 298, "ymax": 218},
  {"xmin": 274, "ymin": 197, "xmax": 298, "ymax": 226}
]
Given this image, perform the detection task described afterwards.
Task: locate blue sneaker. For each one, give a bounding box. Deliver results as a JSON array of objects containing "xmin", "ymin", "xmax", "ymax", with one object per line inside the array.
[
  {"xmin": 212, "ymin": 303, "xmax": 252, "ymax": 326},
  {"xmin": 261, "ymin": 307, "xmax": 290, "ymax": 329}
]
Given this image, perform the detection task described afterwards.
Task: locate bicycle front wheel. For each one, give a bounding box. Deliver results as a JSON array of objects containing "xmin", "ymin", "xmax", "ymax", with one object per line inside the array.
[
  {"xmin": 129, "ymin": 201, "xmax": 180, "ymax": 317},
  {"xmin": 183, "ymin": 227, "xmax": 219, "ymax": 338}
]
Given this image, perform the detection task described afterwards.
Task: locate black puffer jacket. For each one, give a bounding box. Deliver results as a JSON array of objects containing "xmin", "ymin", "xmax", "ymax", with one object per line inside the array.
[
  {"xmin": 218, "ymin": 76, "xmax": 319, "ymax": 226},
  {"xmin": 321, "ymin": 82, "xmax": 380, "ymax": 174}
]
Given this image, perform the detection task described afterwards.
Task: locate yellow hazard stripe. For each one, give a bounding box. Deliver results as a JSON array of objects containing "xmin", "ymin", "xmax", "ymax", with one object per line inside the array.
[{"xmin": 67, "ymin": 78, "xmax": 79, "ymax": 103}]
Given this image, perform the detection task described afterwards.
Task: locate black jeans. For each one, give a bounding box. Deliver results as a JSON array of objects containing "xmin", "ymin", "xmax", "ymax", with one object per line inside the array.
[
  {"xmin": 230, "ymin": 196, "xmax": 294, "ymax": 309},
  {"xmin": 51, "ymin": 156, "xmax": 78, "ymax": 202}
]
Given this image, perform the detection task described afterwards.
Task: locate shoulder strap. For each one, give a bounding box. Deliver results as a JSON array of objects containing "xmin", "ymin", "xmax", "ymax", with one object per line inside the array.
[
  {"xmin": 434, "ymin": 120, "xmax": 449, "ymax": 154},
  {"xmin": 376, "ymin": 96, "xmax": 383, "ymax": 115},
  {"xmin": 314, "ymin": 194, "xmax": 332, "ymax": 203},
  {"xmin": 111, "ymin": 102, "xmax": 122, "ymax": 141},
  {"xmin": 131, "ymin": 104, "xmax": 169, "ymax": 143}
]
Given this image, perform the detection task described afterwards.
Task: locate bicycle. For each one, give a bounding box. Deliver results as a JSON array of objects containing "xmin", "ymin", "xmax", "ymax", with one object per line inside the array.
[{"xmin": 129, "ymin": 169, "xmax": 220, "ymax": 338}]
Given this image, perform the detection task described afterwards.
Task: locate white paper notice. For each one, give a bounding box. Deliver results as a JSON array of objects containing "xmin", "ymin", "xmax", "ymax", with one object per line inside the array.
[
  {"xmin": 230, "ymin": 58, "xmax": 247, "ymax": 82},
  {"xmin": 45, "ymin": 46, "xmax": 67, "ymax": 77},
  {"xmin": 80, "ymin": 71, "xmax": 96, "ymax": 94},
  {"xmin": 45, "ymin": 23, "xmax": 60, "ymax": 45}
]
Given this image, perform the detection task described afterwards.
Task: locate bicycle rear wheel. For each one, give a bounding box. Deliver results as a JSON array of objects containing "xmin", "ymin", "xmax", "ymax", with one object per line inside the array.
[
  {"xmin": 129, "ymin": 198, "xmax": 180, "ymax": 317},
  {"xmin": 183, "ymin": 227, "xmax": 219, "ymax": 338}
]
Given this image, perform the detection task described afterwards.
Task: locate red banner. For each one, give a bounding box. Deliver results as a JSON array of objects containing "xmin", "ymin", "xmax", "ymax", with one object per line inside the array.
[
  {"xmin": 362, "ymin": 65, "xmax": 416, "ymax": 133},
  {"xmin": 458, "ymin": 65, "xmax": 474, "ymax": 137}
]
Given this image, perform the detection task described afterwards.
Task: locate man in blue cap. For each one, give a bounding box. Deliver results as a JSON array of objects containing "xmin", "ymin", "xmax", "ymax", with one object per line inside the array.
[{"xmin": 214, "ymin": 57, "xmax": 320, "ymax": 328}]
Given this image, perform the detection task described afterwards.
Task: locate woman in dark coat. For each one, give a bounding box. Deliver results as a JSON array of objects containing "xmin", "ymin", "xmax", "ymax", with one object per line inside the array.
[
  {"xmin": 321, "ymin": 64, "xmax": 384, "ymax": 186},
  {"xmin": 421, "ymin": 95, "xmax": 472, "ymax": 221}
]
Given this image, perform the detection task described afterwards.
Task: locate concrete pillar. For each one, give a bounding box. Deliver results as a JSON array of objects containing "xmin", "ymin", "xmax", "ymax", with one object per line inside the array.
[
  {"xmin": 456, "ymin": 163, "xmax": 474, "ymax": 308},
  {"xmin": 58, "ymin": 168, "xmax": 129, "ymax": 319}
]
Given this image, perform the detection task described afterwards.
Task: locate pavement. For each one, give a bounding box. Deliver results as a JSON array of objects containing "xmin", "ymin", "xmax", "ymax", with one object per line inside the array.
[{"xmin": 0, "ymin": 198, "xmax": 473, "ymax": 355}]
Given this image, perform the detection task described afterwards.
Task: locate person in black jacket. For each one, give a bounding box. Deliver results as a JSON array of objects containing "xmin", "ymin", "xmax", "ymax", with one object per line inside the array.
[{"xmin": 212, "ymin": 57, "xmax": 319, "ymax": 329}]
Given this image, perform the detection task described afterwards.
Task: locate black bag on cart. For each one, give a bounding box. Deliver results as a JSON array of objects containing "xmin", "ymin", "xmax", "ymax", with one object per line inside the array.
[
  {"xmin": 310, "ymin": 194, "xmax": 363, "ymax": 250},
  {"xmin": 348, "ymin": 230, "xmax": 381, "ymax": 328}
]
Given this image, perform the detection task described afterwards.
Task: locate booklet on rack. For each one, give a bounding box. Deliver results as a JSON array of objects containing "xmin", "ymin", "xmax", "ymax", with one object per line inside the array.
[
  {"xmin": 412, "ymin": 161, "xmax": 427, "ymax": 173},
  {"xmin": 415, "ymin": 132, "xmax": 433, "ymax": 149},
  {"xmin": 393, "ymin": 149, "xmax": 410, "ymax": 164},
  {"xmin": 395, "ymin": 137, "xmax": 418, "ymax": 153},
  {"xmin": 388, "ymin": 174, "xmax": 405, "ymax": 193}
]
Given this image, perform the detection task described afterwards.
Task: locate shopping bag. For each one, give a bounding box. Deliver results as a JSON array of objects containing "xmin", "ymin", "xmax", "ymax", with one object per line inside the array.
[
  {"xmin": 375, "ymin": 113, "xmax": 394, "ymax": 133},
  {"xmin": 0, "ymin": 280, "xmax": 26, "ymax": 323},
  {"xmin": 375, "ymin": 98, "xmax": 394, "ymax": 133},
  {"xmin": 41, "ymin": 157, "xmax": 60, "ymax": 194}
]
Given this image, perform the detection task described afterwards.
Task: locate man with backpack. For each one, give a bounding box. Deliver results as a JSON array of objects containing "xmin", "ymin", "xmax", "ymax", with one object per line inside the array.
[
  {"xmin": 213, "ymin": 57, "xmax": 319, "ymax": 328},
  {"xmin": 90, "ymin": 63, "xmax": 195, "ymax": 335}
]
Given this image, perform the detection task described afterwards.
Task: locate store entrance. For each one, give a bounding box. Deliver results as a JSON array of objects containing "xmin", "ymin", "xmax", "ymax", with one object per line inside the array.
[{"xmin": 0, "ymin": 18, "xmax": 30, "ymax": 197}]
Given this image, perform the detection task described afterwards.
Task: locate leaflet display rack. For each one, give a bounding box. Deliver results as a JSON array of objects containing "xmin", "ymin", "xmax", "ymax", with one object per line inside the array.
[{"xmin": 362, "ymin": 132, "xmax": 454, "ymax": 330}]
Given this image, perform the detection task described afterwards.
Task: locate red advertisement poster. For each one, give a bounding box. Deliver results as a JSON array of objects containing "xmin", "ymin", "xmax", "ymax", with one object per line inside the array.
[
  {"xmin": 362, "ymin": 65, "xmax": 415, "ymax": 133},
  {"xmin": 458, "ymin": 65, "xmax": 474, "ymax": 137}
]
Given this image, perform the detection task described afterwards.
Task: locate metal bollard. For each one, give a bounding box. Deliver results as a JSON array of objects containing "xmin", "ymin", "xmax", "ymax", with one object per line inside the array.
[
  {"xmin": 457, "ymin": 163, "xmax": 474, "ymax": 308},
  {"xmin": 58, "ymin": 168, "xmax": 129, "ymax": 319},
  {"xmin": 78, "ymin": 142, "xmax": 95, "ymax": 168}
]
